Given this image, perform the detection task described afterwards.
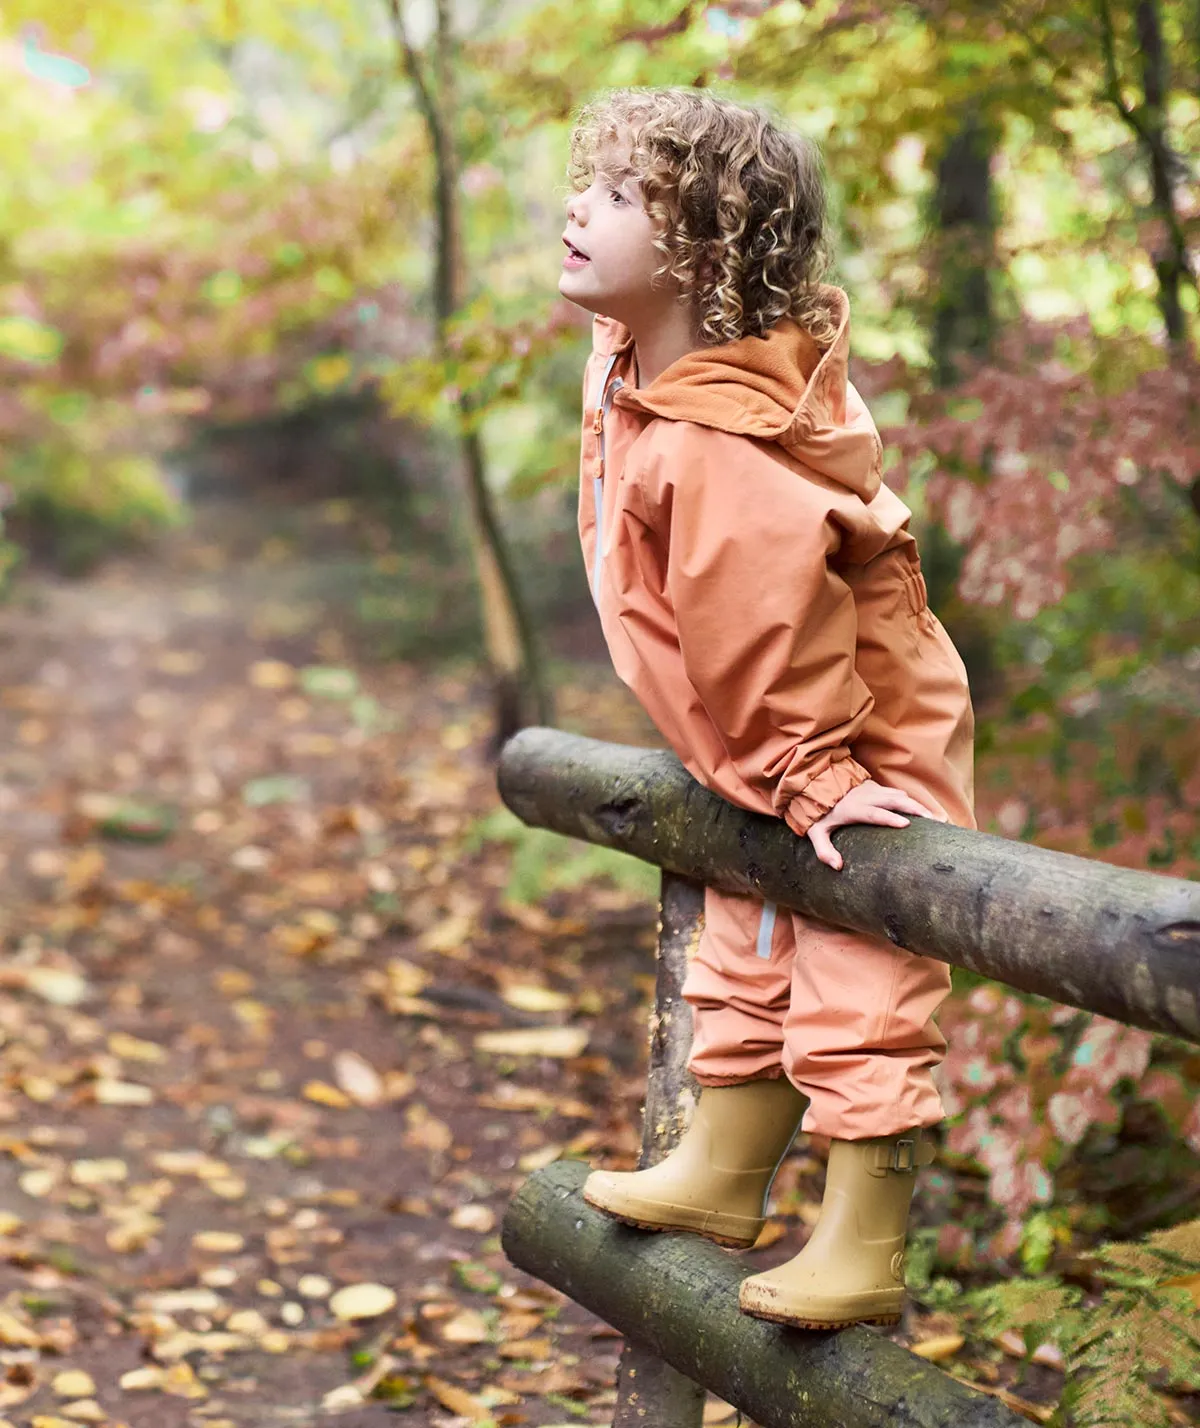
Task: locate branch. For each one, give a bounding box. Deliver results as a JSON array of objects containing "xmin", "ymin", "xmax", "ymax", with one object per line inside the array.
[{"xmin": 497, "ymin": 729, "xmax": 1200, "ymax": 1046}]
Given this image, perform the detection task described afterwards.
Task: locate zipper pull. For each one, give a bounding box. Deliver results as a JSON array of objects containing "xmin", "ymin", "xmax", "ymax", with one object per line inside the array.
[
  {"xmin": 596, "ymin": 458, "xmax": 605, "ymax": 481},
  {"xmin": 592, "ymin": 405, "xmax": 604, "ymax": 434}
]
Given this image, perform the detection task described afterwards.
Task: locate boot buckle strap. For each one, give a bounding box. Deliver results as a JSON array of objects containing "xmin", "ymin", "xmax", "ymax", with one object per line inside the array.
[{"xmin": 874, "ymin": 1137, "xmax": 934, "ymax": 1174}]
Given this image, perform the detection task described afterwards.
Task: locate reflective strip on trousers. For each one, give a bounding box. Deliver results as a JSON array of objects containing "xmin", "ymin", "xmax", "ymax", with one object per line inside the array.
[{"xmin": 756, "ymin": 900, "xmax": 777, "ymax": 959}]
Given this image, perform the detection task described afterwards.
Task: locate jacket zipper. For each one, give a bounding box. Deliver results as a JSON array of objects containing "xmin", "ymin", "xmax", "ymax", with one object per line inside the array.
[{"xmin": 590, "ymin": 352, "xmax": 623, "ymax": 605}]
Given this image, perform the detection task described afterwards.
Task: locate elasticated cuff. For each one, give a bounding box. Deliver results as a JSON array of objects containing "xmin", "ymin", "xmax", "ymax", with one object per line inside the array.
[{"xmin": 783, "ymin": 756, "xmax": 873, "ymax": 838}]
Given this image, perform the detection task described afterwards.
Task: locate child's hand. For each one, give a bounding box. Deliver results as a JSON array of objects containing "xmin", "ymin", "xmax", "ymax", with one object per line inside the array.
[{"xmin": 806, "ymin": 779, "xmax": 948, "ymax": 872}]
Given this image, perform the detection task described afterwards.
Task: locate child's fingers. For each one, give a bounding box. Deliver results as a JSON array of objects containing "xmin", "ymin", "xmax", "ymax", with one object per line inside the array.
[
  {"xmin": 805, "ymin": 825, "xmax": 843, "ymax": 871},
  {"xmin": 861, "ymin": 808, "xmax": 910, "ymax": 828},
  {"xmin": 878, "ymin": 790, "xmax": 945, "ymax": 821}
]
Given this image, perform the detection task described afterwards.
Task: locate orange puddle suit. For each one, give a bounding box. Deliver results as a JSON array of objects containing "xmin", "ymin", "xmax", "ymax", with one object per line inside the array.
[{"xmin": 576, "ymin": 286, "xmax": 975, "ymax": 1140}]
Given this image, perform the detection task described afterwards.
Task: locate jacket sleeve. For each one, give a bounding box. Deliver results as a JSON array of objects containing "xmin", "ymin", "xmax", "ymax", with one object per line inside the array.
[{"xmin": 641, "ymin": 426, "xmax": 875, "ymax": 838}]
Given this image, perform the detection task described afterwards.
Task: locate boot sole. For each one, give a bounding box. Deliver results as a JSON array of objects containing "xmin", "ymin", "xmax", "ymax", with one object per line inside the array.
[
  {"xmin": 581, "ymin": 1188, "xmax": 760, "ymax": 1249},
  {"xmin": 739, "ymin": 1302, "xmax": 901, "ymax": 1330}
]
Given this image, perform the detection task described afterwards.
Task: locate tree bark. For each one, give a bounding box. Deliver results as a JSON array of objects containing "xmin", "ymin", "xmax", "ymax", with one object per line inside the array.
[
  {"xmin": 931, "ymin": 102, "xmax": 996, "ymax": 387},
  {"xmin": 497, "ymin": 728, "xmax": 1200, "ymax": 1045},
  {"xmin": 387, "ymin": 0, "xmax": 552, "ymax": 745},
  {"xmin": 503, "ymin": 1159, "xmax": 1025, "ymax": 1428},
  {"xmin": 612, "ymin": 873, "xmax": 707, "ymax": 1428},
  {"xmin": 1096, "ymin": 0, "xmax": 1194, "ymax": 349}
]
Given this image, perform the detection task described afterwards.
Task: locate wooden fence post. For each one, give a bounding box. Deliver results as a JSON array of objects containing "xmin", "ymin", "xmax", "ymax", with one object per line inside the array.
[{"xmin": 611, "ymin": 872, "xmax": 707, "ymax": 1428}]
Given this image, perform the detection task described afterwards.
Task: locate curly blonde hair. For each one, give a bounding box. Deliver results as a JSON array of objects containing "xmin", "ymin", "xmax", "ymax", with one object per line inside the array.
[{"xmin": 566, "ymin": 87, "xmax": 837, "ymax": 348}]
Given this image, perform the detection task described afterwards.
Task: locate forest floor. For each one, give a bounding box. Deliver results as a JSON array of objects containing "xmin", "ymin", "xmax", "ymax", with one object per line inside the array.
[{"xmin": 0, "ymin": 486, "xmax": 1189, "ymax": 1428}]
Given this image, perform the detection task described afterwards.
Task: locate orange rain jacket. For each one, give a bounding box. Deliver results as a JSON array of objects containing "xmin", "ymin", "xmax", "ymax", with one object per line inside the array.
[{"xmin": 577, "ymin": 285, "xmax": 975, "ymax": 843}]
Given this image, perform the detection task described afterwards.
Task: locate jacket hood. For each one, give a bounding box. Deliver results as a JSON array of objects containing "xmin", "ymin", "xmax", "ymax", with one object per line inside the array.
[{"xmin": 598, "ymin": 284, "xmax": 883, "ymax": 502}]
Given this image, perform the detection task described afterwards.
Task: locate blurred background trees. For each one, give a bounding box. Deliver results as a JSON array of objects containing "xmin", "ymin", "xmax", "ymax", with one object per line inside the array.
[{"xmin": 2, "ymin": 0, "xmax": 1199, "ymax": 1311}]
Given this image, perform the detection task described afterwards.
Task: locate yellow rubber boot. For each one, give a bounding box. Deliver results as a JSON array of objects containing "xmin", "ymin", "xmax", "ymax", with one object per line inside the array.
[
  {"xmin": 582, "ymin": 1078, "xmax": 809, "ymax": 1249},
  {"xmin": 738, "ymin": 1130, "xmax": 935, "ymax": 1328}
]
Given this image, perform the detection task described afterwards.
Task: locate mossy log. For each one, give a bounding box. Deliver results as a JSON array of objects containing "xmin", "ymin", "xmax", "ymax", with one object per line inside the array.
[
  {"xmin": 503, "ymin": 1159, "xmax": 1024, "ymax": 1428},
  {"xmin": 611, "ymin": 873, "xmax": 707, "ymax": 1428},
  {"xmin": 497, "ymin": 728, "xmax": 1200, "ymax": 1045}
]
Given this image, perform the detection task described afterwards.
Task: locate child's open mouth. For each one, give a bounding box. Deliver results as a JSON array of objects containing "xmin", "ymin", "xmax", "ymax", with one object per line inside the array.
[{"xmin": 562, "ymin": 239, "xmax": 590, "ymax": 268}]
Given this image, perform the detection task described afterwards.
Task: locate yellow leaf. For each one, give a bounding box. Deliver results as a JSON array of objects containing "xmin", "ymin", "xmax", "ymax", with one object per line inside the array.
[
  {"xmin": 51, "ymin": 1372, "xmax": 96, "ymax": 1399},
  {"xmin": 519, "ymin": 1144, "xmax": 564, "ymax": 1172},
  {"xmin": 448, "ymin": 1204, "xmax": 495, "ymax": 1233},
  {"xmin": 474, "ymin": 1027, "xmax": 589, "ymax": 1059},
  {"xmin": 303, "ymin": 1081, "xmax": 352, "ymax": 1109},
  {"xmin": 417, "ymin": 912, "xmax": 473, "ymax": 957},
  {"xmin": 500, "ymin": 984, "xmax": 571, "ymax": 1013},
  {"xmin": 58, "ymin": 1401, "xmax": 106, "ymax": 1423},
  {"xmin": 423, "ymin": 1375, "xmax": 491, "ymax": 1422},
  {"xmin": 192, "ymin": 1231, "xmax": 245, "ymax": 1254},
  {"xmin": 119, "ymin": 1366, "xmax": 167, "ymax": 1390},
  {"xmin": 441, "ymin": 1309, "xmax": 489, "ymax": 1344},
  {"xmin": 329, "ymin": 1283, "xmax": 397, "ymax": 1321},
  {"xmin": 163, "ymin": 1361, "xmax": 207, "ymax": 1399},
  {"xmin": 69, "ymin": 1159, "xmax": 127, "ymax": 1187},
  {"xmin": 249, "ymin": 660, "xmax": 295, "ymax": 690},
  {"xmin": 911, "ymin": 1333, "xmax": 965, "ymax": 1361},
  {"xmin": 499, "ymin": 1336, "xmax": 552, "ymax": 1359},
  {"xmin": 93, "ymin": 1079, "xmax": 154, "ymax": 1106},
  {"xmin": 107, "ymin": 1032, "xmax": 166, "ymax": 1062},
  {"xmin": 751, "ymin": 1219, "xmax": 788, "ymax": 1250},
  {"xmin": 0, "ymin": 1311, "xmax": 41, "ymax": 1347}
]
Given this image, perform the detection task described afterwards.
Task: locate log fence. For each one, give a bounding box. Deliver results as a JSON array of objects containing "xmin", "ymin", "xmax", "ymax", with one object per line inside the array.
[{"xmin": 495, "ymin": 728, "xmax": 1200, "ymax": 1428}]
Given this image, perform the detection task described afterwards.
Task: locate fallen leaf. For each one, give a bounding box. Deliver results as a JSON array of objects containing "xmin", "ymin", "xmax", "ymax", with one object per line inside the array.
[
  {"xmin": 417, "ymin": 912, "xmax": 474, "ymax": 957},
  {"xmin": 69, "ymin": 1158, "xmax": 128, "ymax": 1187},
  {"xmin": 119, "ymin": 1367, "xmax": 167, "ymax": 1390},
  {"xmin": 192, "ymin": 1231, "xmax": 245, "ymax": 1254},
  {"xmin": 51, "ymin": 1371, "xmax": 96, "ymax": 1398},
  {"xmin": 751, "ymin": 1220, "xmax": 788, "ymax": 1250},
  {"xmin": 59, "ymin": 1403, "xmax": 106, "ymax": 1424},
  {"xmin": 322, "ymin": 1385, "xmax": 364, "ymax": 1411},
  {"xmin": 498, "ymin": 1337, "xmax": 552, "ymax": 1359},
  {"xmin": 163, "ymin": 1361, "xmax": 207, "ymax": 1399},
  {"xmin": 449, "ymin": 1204, "xmax": 495, "ymax": 1233},
  {"xmin": 500, "ymin": 985, "xmax": 571, "ymax": 1014},
  {"xmin": 703, "ymin": 1399, "xmax": 738, "ymax": 1424},
  {"xmin": 303, "ymin": 1081, "xmax": 352, "ymax": 1109},
  {"xmin": 424, "ymin": 1375, "xmax": 491, "ymax": 1422},
  {"xmin": 107, "ymin": 1031, "xmax": 166, "ymax": 1062},
  {"xmin": 333, "ymin": 1051, "xmax": 384, "ymax": 1107},
  {"xmin": 93, "ymin": 1079, "xmax": 154, "ymax": 1106},
  {"xmin": 441, "ymin": 1309, "xmax": 489, "ymax": 1344},
  {"xmin": 474, "ymin": 1027, "xmax": 589, "ymax": 1059},
  {"xmin": 911, "ymin": 1333, "xmax": 965, "ymax": 1361},
  {"xmin": 0, "ymin": 1311, "xmax": 41, "ymax": 1347},
  {"xmin": 518, "ymin": 1144, "xmax": 564, "ymax": 1172},
  {"xmin": 249, "ymin": 660, "xmax": 295, "ymax": 690},
  {"xmin": 329, "ymin": 1283, "xmax": 397, "ymax": 1321}
]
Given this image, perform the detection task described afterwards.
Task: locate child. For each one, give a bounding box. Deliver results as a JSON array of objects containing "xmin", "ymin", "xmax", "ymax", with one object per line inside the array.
[{"xmin": 558, "ymin": 87, "xmax": 975, "ymax": 1330}]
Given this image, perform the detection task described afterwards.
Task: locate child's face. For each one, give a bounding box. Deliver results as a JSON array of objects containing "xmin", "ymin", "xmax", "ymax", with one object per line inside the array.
[{"xmin": 560, "ymin": 143, "xmax": 683, "ymax": 328}]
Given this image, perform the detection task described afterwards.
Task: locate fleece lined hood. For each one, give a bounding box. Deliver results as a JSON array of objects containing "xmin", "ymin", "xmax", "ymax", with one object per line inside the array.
[{"xmin": 596, "ymin": 284, "xmax": 884, "ymax": 503}]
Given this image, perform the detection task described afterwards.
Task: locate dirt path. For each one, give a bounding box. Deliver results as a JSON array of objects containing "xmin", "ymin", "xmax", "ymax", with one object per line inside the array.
[{"xmin": 0, "ymin": 495, "xmax": 682, "ymax": 1428}]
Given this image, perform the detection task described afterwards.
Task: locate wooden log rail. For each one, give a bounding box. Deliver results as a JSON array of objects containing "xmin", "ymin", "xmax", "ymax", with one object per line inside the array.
[
  {"xmin": 495, "ymin": 727, "xmax": 1200, "ymax": 1428},
  {"xmin": 497, "ymin": 728, "xmax": 1200, "ymax": 1045}
]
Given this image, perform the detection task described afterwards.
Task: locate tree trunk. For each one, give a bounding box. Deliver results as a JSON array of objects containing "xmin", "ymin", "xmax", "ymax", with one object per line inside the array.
[
  {"xmin": 503, "ymin": 1160, "xmax": 1025, "ymax": 1428},
  {"xmin": 930, "ymin": 103, "xmax": 996, "ymax": 387},
  {"xmin": 1097, "ymin": 0, "xmax": 1194, "ymax": 350},
  {"xmin": 497, "ymin": 728, "xmax": 1200, "ymax": 1045},
  {"xmin": 611, "ymin": 873, "xmax": 707, "ymax": 1428},
  {"xmin": 1135, "ymin": 0, "xmax": 1189, "ymax": 345},
  {"xmin": 389, "ymin": 0, "xmax": 552, "ymax": 746}
]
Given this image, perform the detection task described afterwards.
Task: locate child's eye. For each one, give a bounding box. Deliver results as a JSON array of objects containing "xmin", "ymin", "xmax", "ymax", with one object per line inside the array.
[{"xmin": 608, "ymin": 187, "xmax": 626, "ymax": 204}]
